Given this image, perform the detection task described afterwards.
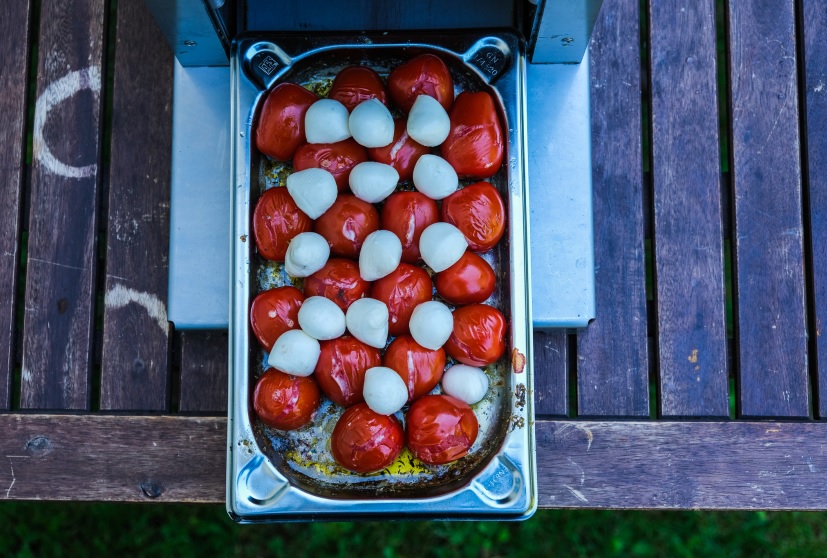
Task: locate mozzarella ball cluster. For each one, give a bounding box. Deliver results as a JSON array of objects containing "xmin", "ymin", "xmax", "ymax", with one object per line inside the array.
[{"xmin": 250, "ymin": 54, "xmax": 510, "ymax": 473}]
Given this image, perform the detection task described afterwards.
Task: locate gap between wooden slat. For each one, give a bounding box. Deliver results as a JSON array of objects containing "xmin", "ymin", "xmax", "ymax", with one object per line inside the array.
[
  {"xmin": 798, "ymin": 0, "xmax": 826, "ymax": 419},
  {"xmin": 567, "ymin": 332, "xmax": 578, "ymax": 418},
  {"xmin": 89, "ymin": 0, "xmax": 119, "ymax": 413}
]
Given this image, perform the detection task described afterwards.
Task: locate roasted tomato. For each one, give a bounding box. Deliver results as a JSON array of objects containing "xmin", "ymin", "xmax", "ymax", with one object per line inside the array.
[
  {"xmin": 369, "ymin": 264, "xmax": 433, "ymax": 336},
  {"xmin": 387, "ymin": 54, "xmax": 454, "ymax": 113},
  {"xmin": 383, "ymin": 335, "xmax": 445, "ymax": 402},
  {"xmin": 406, "ymin": 395, "xmax": 478, "ymax": 465},
  {"xmin": 255, "ymin": 83, "xmax": 318, "ymax": 161},
  {"xmin": 314, "ymin": 195, "xmax": 380, "ymax": 258},
  {"xmin": 440, "ymin": 91, "xmax": 504, "ymax": 179},
  {"xmin": 331, "ymin": 403, "xmax": 404, "ymax": 473},
  {"xmin": 249, "ymin": 286, "xmax": 305, "ymax": 352},
  {"xmin": 314, "ymin": 336, "xmax": 382, "ymax": 407},
  {"xmin": 380, "ymin": 191, "xmax": 439, "ymax": 263},
  {"xmin": 253, "ymin": 187, "xmax": 313, "ymax": 261},
  {"xmin": 366, "ymin": 119, "xmax": 430, "ymax": 181},
  {"xmin": 440, "ymin": 182, "xmax": 505, "ymax": 252},
  {"xmin": 328, "ymin": 66, "xmax": 389, "ymax": 112},
  {"xmin": 434, "ymin": 252, "xmax": 496, "ymax": 305},
  {"xmin": 253, "ymin": 369, "xmax": 320, "ymax": 431},
  {"xmin": 444, "ymin": 304, "xmax": 507, "ymax": 367},
  {"xmin": 293, "ymin": 139, "xmax": 369, "ymax": 192},
  {"xmin": 303, "ymin": 259, "xmax": 370, "ymax": 311}
]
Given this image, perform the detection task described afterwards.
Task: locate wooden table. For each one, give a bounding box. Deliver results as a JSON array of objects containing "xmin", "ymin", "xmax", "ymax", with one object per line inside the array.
[{"xmin": 1, "ymin": 0, "xmax": 825, "ymax": 509}]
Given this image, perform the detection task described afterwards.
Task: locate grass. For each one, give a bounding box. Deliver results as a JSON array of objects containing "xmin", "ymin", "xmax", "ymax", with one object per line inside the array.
[{"xmin": 1, "ymin": 504, "xmax": 827, "ymax": 557}]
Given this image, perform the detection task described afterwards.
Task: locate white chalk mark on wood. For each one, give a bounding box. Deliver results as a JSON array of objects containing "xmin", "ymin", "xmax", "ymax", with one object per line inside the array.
[
  {"xmin": 5, "ymin": 457, "xmax": 29, "ymax": 499},
  {"xmin": 5, "ymin": 461, "xmax": 14, "ymax": 499},
  {"xmin": 567, "ymin": 457, "xmax": 586, "ymax": 486},
  {"xmin": 33, "ymin": 66, "xmax": 101, "ymax": 179},
  {"xmin": 563, "ymin": 484, "xmax": 588, "ymax": 503},
  {"xmin": 105, "ymin": 284, "xmax": 169, "ymax": 335}
]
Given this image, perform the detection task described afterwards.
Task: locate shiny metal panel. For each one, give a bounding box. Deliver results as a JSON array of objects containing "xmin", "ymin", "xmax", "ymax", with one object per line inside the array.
[
  {"xmin": 528, "ymin": 0, "xmax": 603, "ymax": 63},
  {"xmin": 527, "ymin": 53, "xmax": 596, "ymax": 328},
  {"xmin": 143, "ymin": 0, "xmax": 228, "ymax": 66},
  {"xmin": 168, "ymin": 60, "xmax": 231, "ymax": 328}
]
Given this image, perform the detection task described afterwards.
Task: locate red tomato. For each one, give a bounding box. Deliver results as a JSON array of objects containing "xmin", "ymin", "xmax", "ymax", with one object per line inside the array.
[
  {"xmin": 253, "ymin": 187, "xmax": 313, "ymax": 261},
  {"xmin": 314, "ymin": 336, "xmax": 382, "ymax": 407},
  {"xmin": 444, "ymin": 304, "xmax": 507, "ymax": 367},
  {"xmin": 366, "ymin": 119, "xmax": 429, "ymax": 181},
  {"xmin": 303, "ymin": 259, "xmax": 370, "ymax": 311},
  {"xmin": 255, "ymin": 83, "xmax": 318, "ymax": 161},
  {"xmin": 440, "ymin": 182, "xmax": 505, "ymax": 252},
  {"xmin": 249, "ymin": 286, "xmax": 305, "ymax": 352},
  {"xmin": 434, "ymin": 252, "xmax": 496, "ymax": 305},
  {"xmin": 387, "ymin": 54, "xmax": 454, "ymax": 113},
  {"xmin": 383, "ymin": 335, "xmax": 445, "ymax": 402},
  {"xmin": 331, "ymin": 403, "xmax": 404, "ymax": 473},
  {"xmin": 328, "ymin": 66, "xmax": 389, "ymax": 112},
  {"xmin": 380, "ymin": 191, "xmax": 439, "ymax": 263},
  {"xmin": 293, "ymin": 139, "xmax": 369, "ymax": 192},
  {"xmin": 369, "ymin": 264, "xmax": 433, "ymax": 336},
  {"xmin": 440, "ymin": 91, "xmax": 504, "ymax": 178},
  {"xmin": 314, "ymin": 195, "xmax": 380, "ymax": 258},
  {"xmin": 406, "ymin": 395, "xmax": 478, "ymax": 465},
  {"xmin": 253, "ymin": 369, "xmax": 320, "ymax": 431}
]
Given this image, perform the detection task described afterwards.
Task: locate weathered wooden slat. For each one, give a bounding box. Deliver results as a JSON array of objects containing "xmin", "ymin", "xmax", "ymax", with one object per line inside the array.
[
  {"xmin": 179, "ymin": 331, "xmax": 228, "ymax": 413},
  {"xmin": 532, "ymin": 331, "xmax": 568, "ymax": 416},
  {"xmin": 803, "ymin": 1, "xmax": 827, "ymax": 418},
  {"xmin": 537, "ymin": 420, "xmax": 827, "ymax": 509},
  {"xmin": 4, "ymin": 416, "xmax": 827, "ymax": 509},
  {"xmin": 99, "ymin": 0, "xmax": 173, "ymax": 411},
  {"xmin": 648, "ymin": 0, "xmax": 728, "ymax": 417},
  {"xmin": 0, "ymin": 415, "xmax": 225, "ymax": 502},
  {"xmin": 727, "ymin": 0, "xmax": 809, "ymax": 417},
  {"xmin": 20, "ymin": 0, "xmax": 107, "ymax": 410},
  {"xmin": 0, "ymin": 0, "xmax": 33, "ymax": 409},
  {"xmin": 577, "ymin": 0, "xmax": 650, "ymax": 416}
]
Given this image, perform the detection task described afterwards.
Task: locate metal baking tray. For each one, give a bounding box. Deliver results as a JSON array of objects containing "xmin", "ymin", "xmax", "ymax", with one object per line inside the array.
[{"xmin": 227, "ymin": 30, "xmax": 535, "ymax": 522}]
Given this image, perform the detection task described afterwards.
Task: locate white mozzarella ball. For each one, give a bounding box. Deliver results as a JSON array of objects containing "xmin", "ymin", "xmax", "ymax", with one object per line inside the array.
[
  {"xmin": 345, "ymin": 298, "xmax": 389, "ymax": 349},
  {"xmin": 298, "ymin": 296, "xmax": 346, "ymax": 340},
  {"xmin": 408, "ymin": 301, "xmax": 453, "ymax": 350},
  {"xmin": 286, "ymin": 168, "xmax": 337, "ymax": 219},
  {"xmin": 363, "ymin": 367, "xmax": 408, "ymax": 415},
  {"xmin": 406, "ymin": 95, "xmax": 450, "ymax": 147},
  {"xmin": 267, "ymin": 329, "xmax": 320, "ymax": 377},
  {"xmin": 284, "ymin": 232, "xmax": 330, "ymax": 277},
  {"xmin": 349, "ymin": 98, "xmax": 394, "ymax": 148},
  {"xmin": 359, "ymin": 230, "xmax": 402, "ymax": 281},
  {"xmin": 441, "ymin": 364, "xmax": 489, "ymax": 405},
  {"xmin": 349, "ymin": 162, "xmax": 399, "ymax": 203},
  {"xmin": 419, "ymin": 222, "xmax": 467, "ymax": 272},
  {"xmin": 304, "ymin": 99, "xmax": 351, "ymax": 144},
  {"xmin": 412, "ymin": 154, "xmax": 458, "ymax": 200}
]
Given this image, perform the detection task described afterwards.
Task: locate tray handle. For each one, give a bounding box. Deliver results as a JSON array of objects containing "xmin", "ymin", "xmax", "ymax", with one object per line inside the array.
[
  {"xmin": 462, "ymin": 37, "xmax": 512, "ymax": 85},
  {"xmin": 243, "ymin": 42, "xmax": 293, "ymax": 91}
]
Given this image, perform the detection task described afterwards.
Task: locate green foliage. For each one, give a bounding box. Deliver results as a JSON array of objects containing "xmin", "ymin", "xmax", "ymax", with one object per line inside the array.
[{"xmin": 0, "ymin": 504, "xmax": 826, "ymax": 558}]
